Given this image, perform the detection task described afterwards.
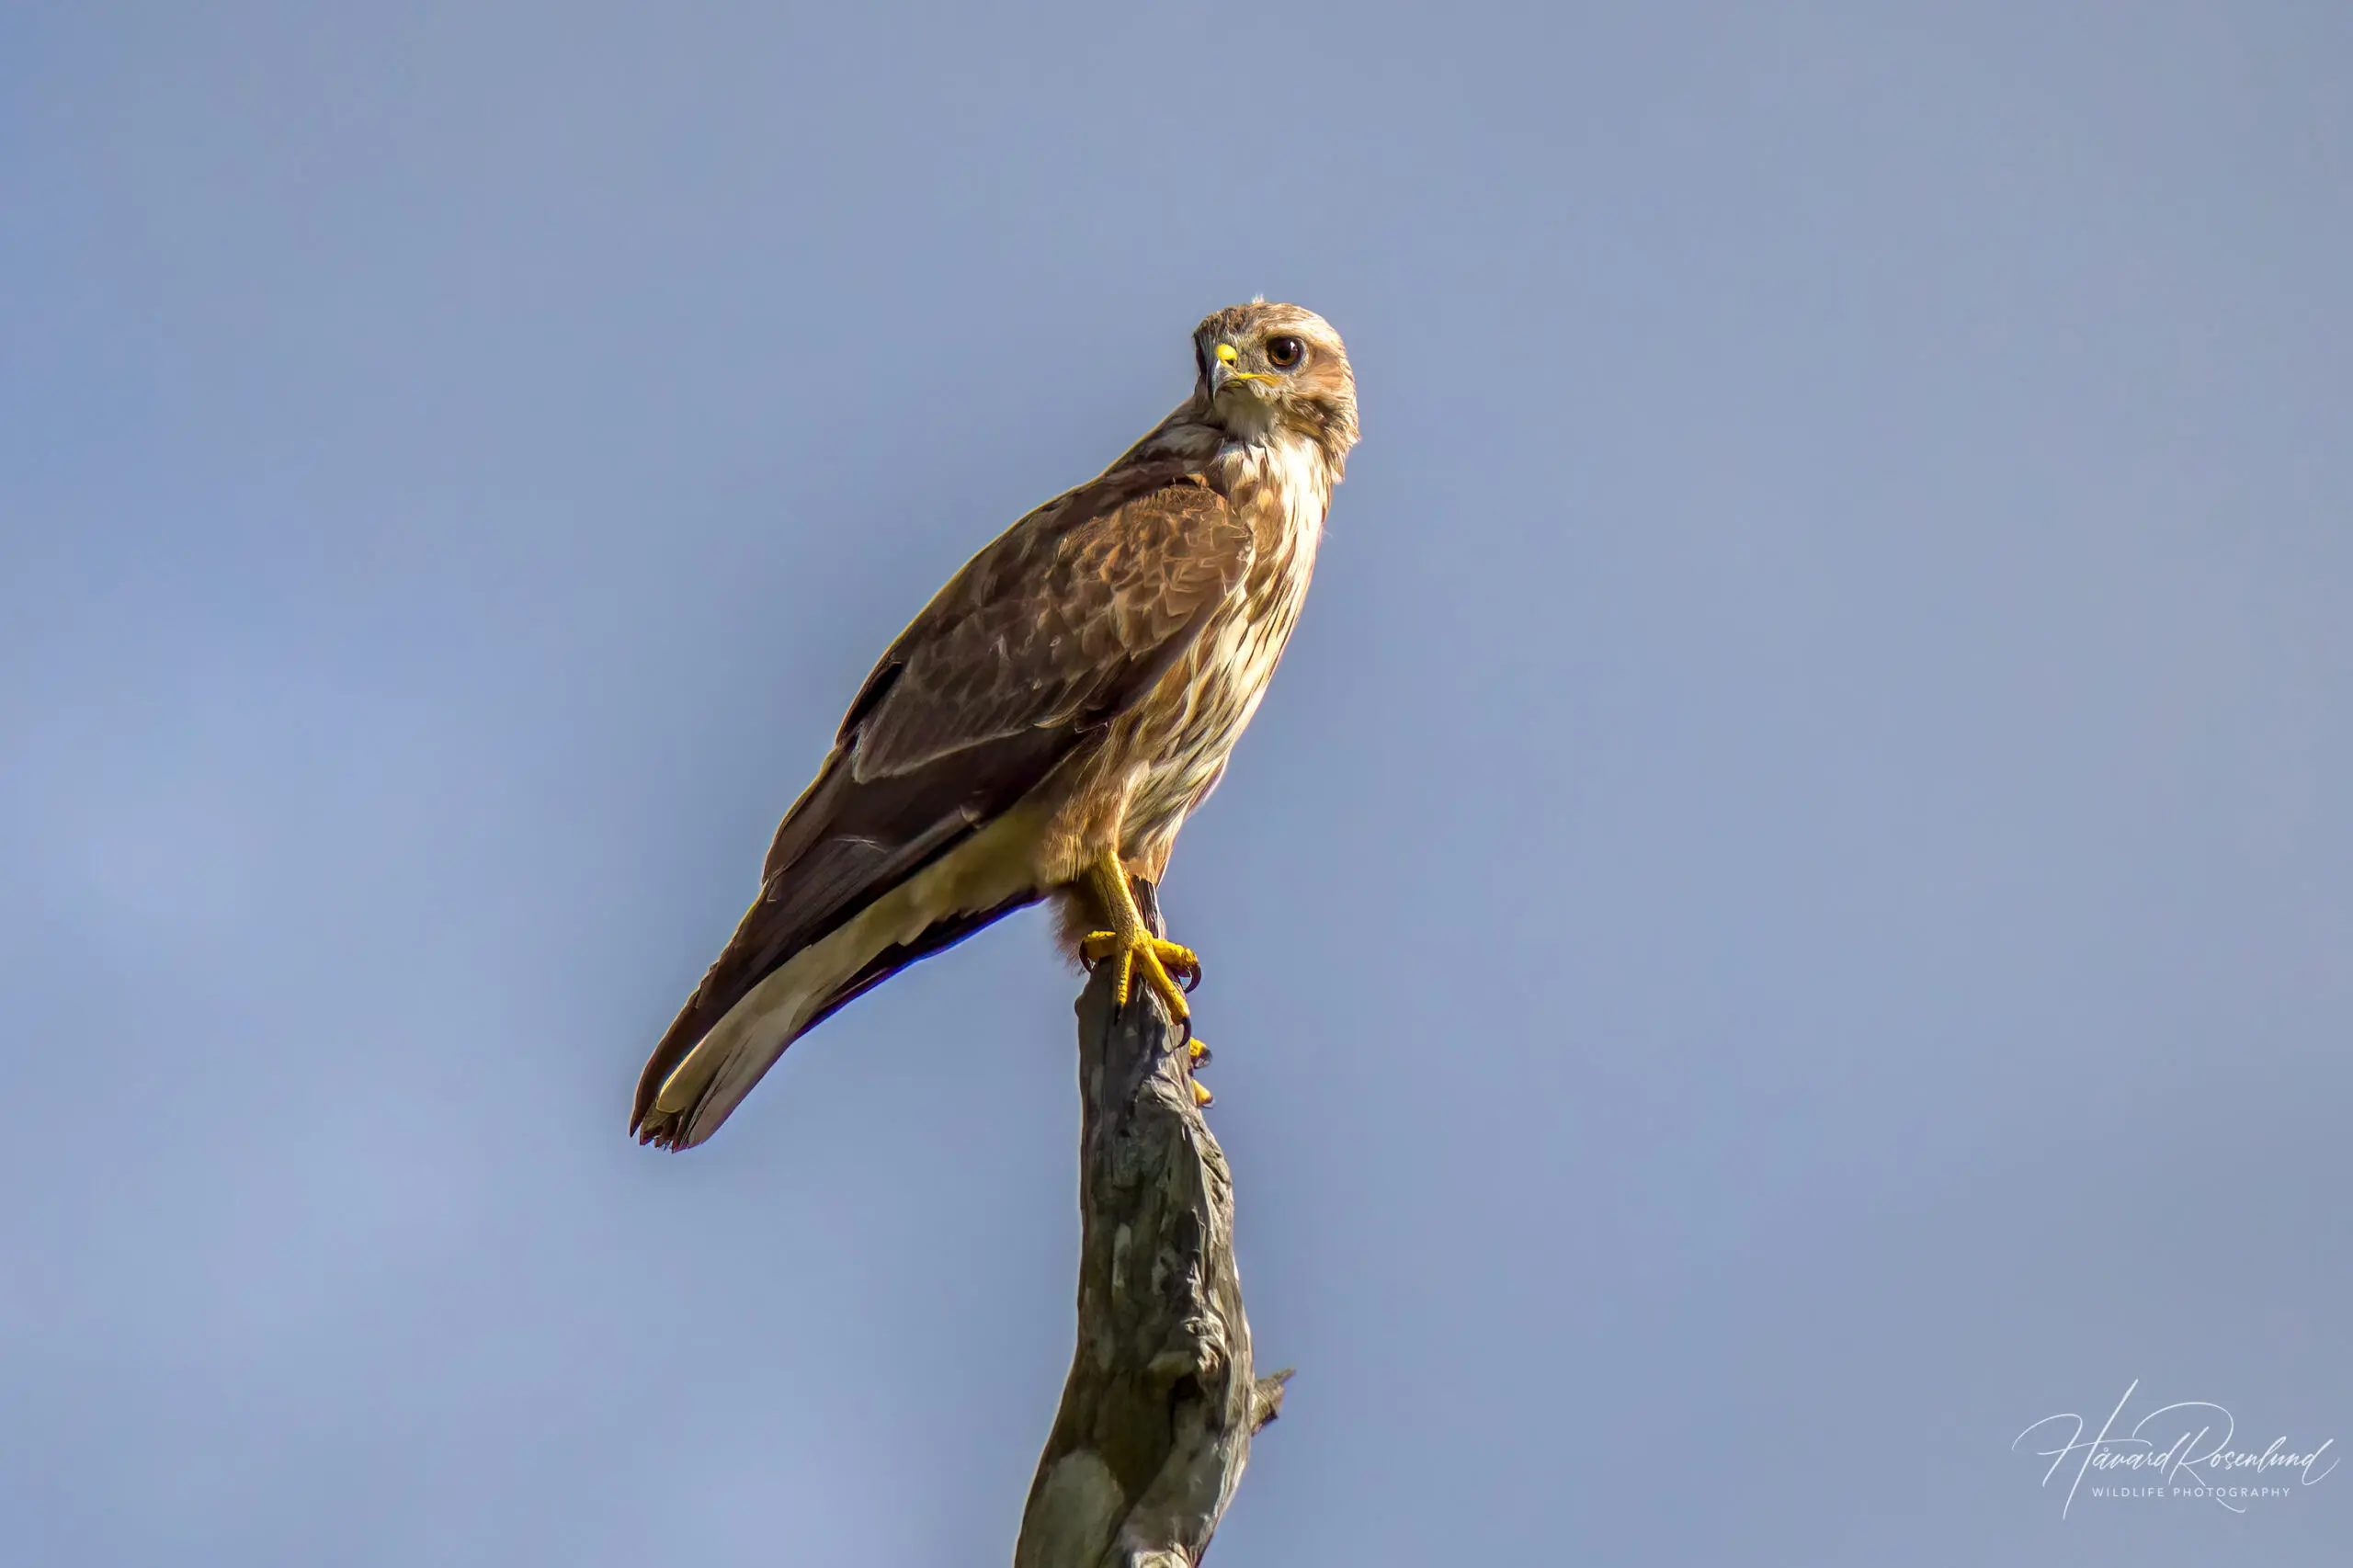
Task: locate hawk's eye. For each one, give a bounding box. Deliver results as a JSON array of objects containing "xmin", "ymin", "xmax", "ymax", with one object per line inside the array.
[{"xmin": 1265, "ymin": 335, "xmax": 1305, "ymax": 370}]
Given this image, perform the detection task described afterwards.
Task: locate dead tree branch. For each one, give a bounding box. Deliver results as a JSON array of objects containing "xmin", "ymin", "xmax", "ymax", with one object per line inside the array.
[{"xmin": 1014, "ymin": 961, "xmax": 1286, "ymax": 1567}]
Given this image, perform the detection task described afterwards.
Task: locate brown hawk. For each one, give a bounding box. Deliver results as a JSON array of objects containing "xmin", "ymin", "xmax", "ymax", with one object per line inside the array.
[{"xmin": 632, "ymin": 301, "xmax": 1358, "ymax": 1149}]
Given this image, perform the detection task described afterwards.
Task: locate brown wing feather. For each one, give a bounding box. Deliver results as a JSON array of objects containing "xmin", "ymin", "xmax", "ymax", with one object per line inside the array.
[
  {"xmin": 842, "ymin": 468, "xmax": 1249, "ymax": 780},
  {"xmin": 631, "ymin": 464, "xmax": 1254, "ymax": 1137}
]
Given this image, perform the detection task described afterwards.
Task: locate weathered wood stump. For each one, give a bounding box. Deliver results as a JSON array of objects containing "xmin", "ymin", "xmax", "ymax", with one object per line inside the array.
[{"xmin": 1014, "ymin": 960, "xmax": 1289, "ymax": 1567}]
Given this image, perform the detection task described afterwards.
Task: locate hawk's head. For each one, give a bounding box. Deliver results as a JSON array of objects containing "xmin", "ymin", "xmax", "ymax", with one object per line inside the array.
[{"xmin": 1192, "ymin": 301, "xmax": 1358, "ymax": 469}]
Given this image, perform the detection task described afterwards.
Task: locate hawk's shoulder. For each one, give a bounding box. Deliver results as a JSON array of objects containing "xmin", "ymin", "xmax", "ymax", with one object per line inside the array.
[{"xmin": 838, "ymin": 461, "xmax": 1256, "ymax": 783}]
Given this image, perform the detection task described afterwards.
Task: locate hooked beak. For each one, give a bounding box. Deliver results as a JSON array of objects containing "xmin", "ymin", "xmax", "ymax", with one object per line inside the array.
[{"xmin": 1208, "ymin": 340, "xmax": 1260, "ymax": 398}]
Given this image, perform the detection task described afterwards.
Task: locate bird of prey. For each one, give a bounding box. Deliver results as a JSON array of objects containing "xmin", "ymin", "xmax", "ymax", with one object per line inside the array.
[{"xmin": 632, "ymin": 301, "xmax": 1358, "ymax": 1150}]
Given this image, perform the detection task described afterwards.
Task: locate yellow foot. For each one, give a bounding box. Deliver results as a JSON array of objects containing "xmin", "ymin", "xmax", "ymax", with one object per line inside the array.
[
  {"xmin": 1079, "ymin": 927, "xmax": 1200, "ymax": 1023},
  {"xmin": 1079, "ymin": 855, "xmax": 1205, "ymax": 1028},
  {"xmin": 1187, "ymin": 1036, "xmax": 1212, "ymax": 1107}
]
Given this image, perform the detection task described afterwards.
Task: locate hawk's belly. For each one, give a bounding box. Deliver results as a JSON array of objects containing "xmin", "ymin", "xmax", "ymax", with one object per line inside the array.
[
  {"xmin": 1118, "ymin": 558, "xmax": 1313, "ymax": 856},
  {"xmin": 1103, "ymin": 427, "xmax": 1331, "ymax": 865}
]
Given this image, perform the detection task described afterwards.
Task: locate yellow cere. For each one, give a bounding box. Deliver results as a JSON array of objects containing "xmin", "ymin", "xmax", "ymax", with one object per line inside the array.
[{"xmin": 1214, "ymin": 343, "xmax": 1239, "ymax": 363}]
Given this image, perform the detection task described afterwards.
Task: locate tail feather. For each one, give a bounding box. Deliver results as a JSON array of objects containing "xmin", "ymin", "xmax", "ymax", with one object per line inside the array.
[
  {"xmin": 633, "ymin": 815, "xmax": 1044, "ymax": 1149},
  {"xmin": 635, "ymin": 891, "xmax": 1036, "ymax": 1149}
]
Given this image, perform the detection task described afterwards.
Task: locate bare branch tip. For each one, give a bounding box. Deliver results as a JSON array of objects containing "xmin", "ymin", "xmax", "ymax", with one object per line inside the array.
[{"xmin": 1250, "ymin": 1367, "xmax": 1295, "ymax": 1432}]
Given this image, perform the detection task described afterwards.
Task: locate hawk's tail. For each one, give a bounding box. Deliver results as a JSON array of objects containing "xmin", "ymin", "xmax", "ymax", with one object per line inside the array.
[{"xmin": 631, "ymin": 859, "xmax": 1038, "ymax": 1150}]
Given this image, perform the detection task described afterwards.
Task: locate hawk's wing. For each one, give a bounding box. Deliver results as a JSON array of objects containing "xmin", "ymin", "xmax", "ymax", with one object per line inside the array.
[{"xmin": 631, "ymin": 463, "xmax": 1254, "ymax": 1141}]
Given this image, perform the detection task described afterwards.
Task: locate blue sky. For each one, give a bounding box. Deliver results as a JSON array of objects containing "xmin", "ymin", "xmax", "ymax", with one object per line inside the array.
[{"xmin": 5, "ymin": 4, "xmax": 2348, "ymax": 1562}]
